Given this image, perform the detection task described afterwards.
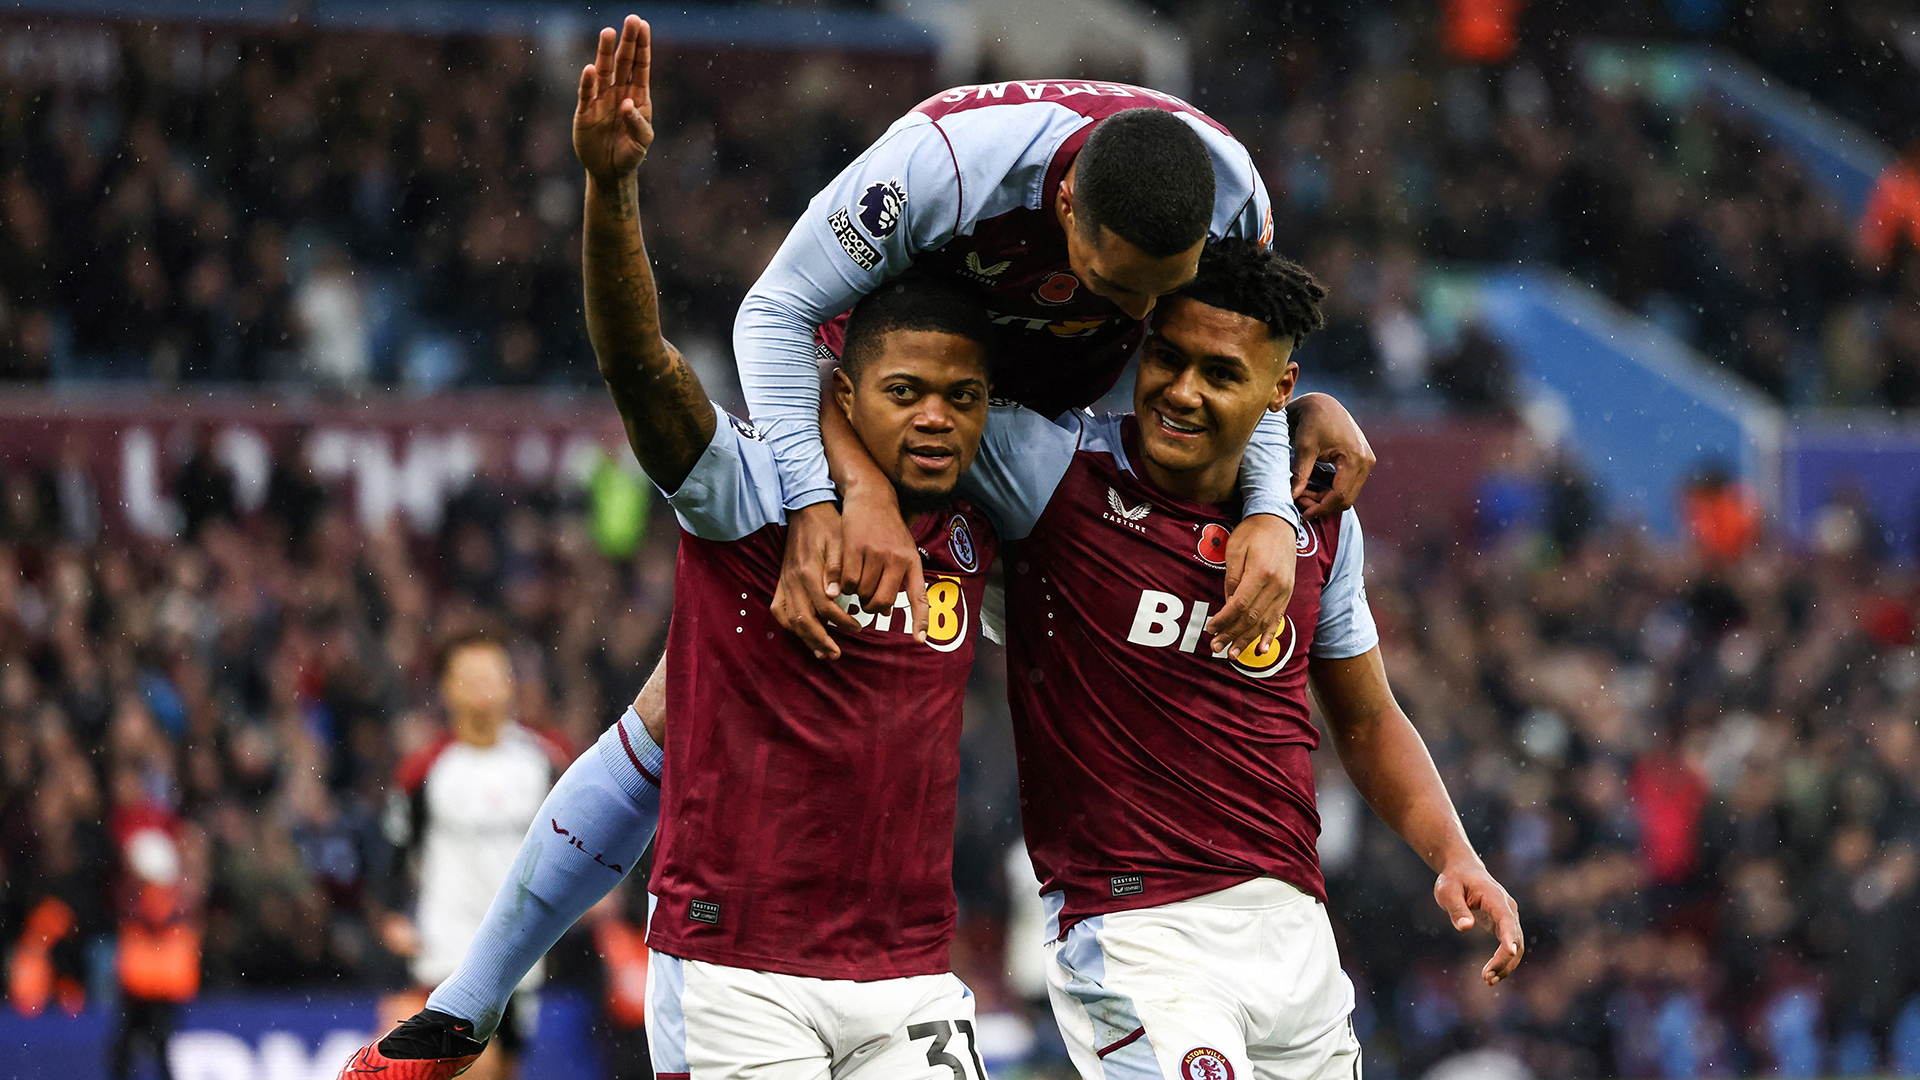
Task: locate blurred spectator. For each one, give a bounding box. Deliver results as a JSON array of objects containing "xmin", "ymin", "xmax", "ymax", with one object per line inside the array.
[
  {"xmin": 1859, "ymin": 137, "xmax": 1920, "ymax": 273},
  {"xmin": 380, "ymin": 628, "xmax": 568, "ymax": 1080},
  {"xmin": 1441, "ymin": 0, "xmax": 1526, "ymax": 64},
  {"xmin": 1682, "ymin": 466, "xmax": 1762, "ymax": 564},
  {"xmin": 175, "ymin": 432, "xmax": 236, "ymax": 541},
  {"xmin": 107, "ymin": 812, "xmax": 202, "ymax": 1080},
  {"xmin": 296, "ymin": 248, "xmax": 372, "ymax": 390},
  {"xmin": 528, "ymin": 883, "xmax": 658, "ymax": 1079}
]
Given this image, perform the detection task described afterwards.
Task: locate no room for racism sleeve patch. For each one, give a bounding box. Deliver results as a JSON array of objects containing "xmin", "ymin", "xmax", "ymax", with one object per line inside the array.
[{"xmin": 829, "ymin": 208, "xmax": 881, "ymax": 270}]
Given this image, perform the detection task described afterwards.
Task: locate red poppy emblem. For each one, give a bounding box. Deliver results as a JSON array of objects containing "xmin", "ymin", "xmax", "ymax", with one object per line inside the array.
[
  {"xmin": 1036, "ymin": 271, "xmax": 1080, "ymax": 305},
  {"xmin": 1198, "ymin": 523, "xmax": 1229, "ymax": 568}
]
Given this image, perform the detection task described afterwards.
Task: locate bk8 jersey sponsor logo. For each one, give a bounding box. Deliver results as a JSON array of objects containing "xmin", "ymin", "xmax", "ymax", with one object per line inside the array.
[
  {"xmin": 1125, "ymin": 589, "xmax": 1294, "ymax": 678},
  {"xmin": 835, "ymin": 574, "xmax": 970, "ymax": 653}
]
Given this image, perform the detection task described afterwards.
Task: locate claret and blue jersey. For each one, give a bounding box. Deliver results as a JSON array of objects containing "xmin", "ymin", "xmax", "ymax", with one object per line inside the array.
[
  {"xmin": 734, "ymin": 80, "xmax": 1297, "ymax": 536},
  {"xmin": 638, "ymin": 394, "xmax": 1374, "ymax": 976},
  {"xmin": 644, "ymin": 413, "xmax": 998, "ymax": 980},
  {"xmin": 961, "ymin": 405, "xmax": 1379, "ymax": 938}
]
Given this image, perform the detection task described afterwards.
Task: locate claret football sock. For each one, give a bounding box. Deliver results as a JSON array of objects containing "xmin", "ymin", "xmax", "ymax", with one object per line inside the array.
[{"xmin": 424, "ymin": 709, "xmax": 663, "ymax": 1038}]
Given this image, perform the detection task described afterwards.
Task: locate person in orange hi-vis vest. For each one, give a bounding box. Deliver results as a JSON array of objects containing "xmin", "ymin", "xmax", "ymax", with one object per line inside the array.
[
  {"xmin": 7, "ymin": 896, "xmax": 86, "ymax": 1017},
  {"xmin": 586, "ymin": 889, "xmax": 650, "ymax": 1080},
  {"xmin": 108, "ymin": 811, "xmax": 202, "ymax": 1080},
  {"xmin": 1440, "ymin": 0, "xmax": 1527, "ymax": 64},
  {"xmin": 1861, "ymin": 137, "xmax": 1920, "ymax": 273},
  {"xmin": 1680, "ymin": 467, "xmax": 1762, "ymax": 565}
]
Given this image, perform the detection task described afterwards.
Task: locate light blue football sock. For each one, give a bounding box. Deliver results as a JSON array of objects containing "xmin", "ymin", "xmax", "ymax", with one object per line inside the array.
[{"xmin": 424, "ymin": 708, "xmax": 662, "ymax": 1039}]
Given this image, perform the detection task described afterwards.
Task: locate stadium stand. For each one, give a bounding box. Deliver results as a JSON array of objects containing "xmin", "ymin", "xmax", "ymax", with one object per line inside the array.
[{"xmin": 2, "ymin": 0, "xmax": 1920, "ymax": 1078}]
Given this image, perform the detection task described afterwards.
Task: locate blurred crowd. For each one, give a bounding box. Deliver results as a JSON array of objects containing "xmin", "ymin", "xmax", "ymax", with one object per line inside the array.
[
  {"xmin": 1303, "ymin": 461, "xmax": 1920, "ymax": 1079},
  {"xmin": 4, "ymin": 1, "xmax": 1918, "ymax": 409},
  {"xmin": 0, "ymin": 19, "xmax": 916, "ymax": 390},
  {"xmin": 0, "ymin": 438, "xmax": 676, "ymax": 1008},
  {"xmin": 6, "ymin": 424, "xmax": 1920, "ymax": 1079},
  {"xmin": 1178, "ymin": 0, "xmax": 1920, "ymax": 410}
]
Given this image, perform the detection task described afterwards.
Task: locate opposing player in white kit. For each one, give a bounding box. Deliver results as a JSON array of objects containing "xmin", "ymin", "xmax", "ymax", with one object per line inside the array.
[
  {"xmin": 959, "ymin": 240, "xmax": 1525, "ymax": 1080},
  {"xmin": 381, "ymin": 629, "xmax": 570, "ymax": 1080}
]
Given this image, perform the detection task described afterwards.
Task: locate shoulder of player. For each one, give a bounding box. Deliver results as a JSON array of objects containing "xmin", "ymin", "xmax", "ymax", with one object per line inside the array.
[
  {"xmin": 946, "ymin": 496, "xmax": 1000, "ymax": 542},
  {"xmin": 1311, "ymin": 507, "xmax": 1363, "ymax": 566},
  {"xmin": 1179, "ymin": 118, "xmax": 1262, "ymax": 237},
  {"xmin": 916, "ymin": 81, "xmax": 1220, "ymax": 125},
  {"xmin": 906, "ymin": 88, "xmax": 1258, "ymax": 236},
  {"xmin": 912, "ymin": 104, "xmax": 1083, "ymax": 219},
  {"xmin": 1003, "ymin": 411, "xmax": 1130, "ymax": 506},
  {"xmin": 1071, "ymin": 410, "xmax": 1128, "ymax": 460},
  {"xmin": 662, "ymin": 414, "xmax": 788, "ymax": 543},
  {"xmin": 395, "ymin": 731, "xmax": 458, "ymax": 795}
]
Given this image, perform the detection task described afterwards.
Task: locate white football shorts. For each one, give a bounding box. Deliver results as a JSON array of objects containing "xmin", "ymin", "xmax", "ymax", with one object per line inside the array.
[
  {"xmin": 647, "ymin": 951, "xmax": 988, "ymax": 1080},
  {"xmin": 1045, "ymin": 876, "xmax": 1360, "ymax": 1080}
]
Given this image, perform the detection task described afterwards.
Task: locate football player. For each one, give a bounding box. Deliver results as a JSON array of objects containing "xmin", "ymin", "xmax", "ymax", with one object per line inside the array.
[
  {"xmin": 960, "ymin": 239, "xmax": 1524, "ymax": 1080},
  {"xmin": 339, "ymin": 21, "xmax": 1007, "ymax": 1080}
]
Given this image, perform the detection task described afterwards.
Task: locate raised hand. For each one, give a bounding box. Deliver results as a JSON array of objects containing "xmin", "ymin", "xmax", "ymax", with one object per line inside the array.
[{"xmin": 574, "ymin": 15, "xmax": 655, "ymax": 187}]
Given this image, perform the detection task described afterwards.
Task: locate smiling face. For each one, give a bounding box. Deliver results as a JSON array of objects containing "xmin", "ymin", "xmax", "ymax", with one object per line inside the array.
[
  {"xmin": 834, "ymin": 329, "xmax": 991, "ymax": 515},
  {"xmin": 1133, "ymin": 295, "xmax": 1298, "ymax": 505}
]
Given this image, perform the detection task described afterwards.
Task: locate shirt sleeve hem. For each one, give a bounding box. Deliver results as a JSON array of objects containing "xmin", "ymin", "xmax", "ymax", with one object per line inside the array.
[
  {"xmin": 1309, "ymin": 636, "xmax": 1380, "ymax": 661},
  {"xmin": 781, "ymin": 487, "xmax": 838, "ymax": 513}
]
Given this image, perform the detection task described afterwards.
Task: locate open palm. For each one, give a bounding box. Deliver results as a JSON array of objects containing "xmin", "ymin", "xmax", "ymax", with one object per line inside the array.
[{"xmin": 573, "ymin": 15, "xmax": 654, "ymax": 185}]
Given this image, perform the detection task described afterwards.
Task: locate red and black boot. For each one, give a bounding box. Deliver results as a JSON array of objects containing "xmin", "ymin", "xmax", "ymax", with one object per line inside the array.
[{"xmin": 337, "ymin": 1009, "xmax": 488, "ymax": 1080}]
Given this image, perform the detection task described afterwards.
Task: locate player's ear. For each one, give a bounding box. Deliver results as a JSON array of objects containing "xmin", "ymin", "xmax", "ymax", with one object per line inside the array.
[
  {"xmin": 1055, "ymin": 175, "xmax": 1075, "ymax": 232},
  {"xmin": 831, "ymin": 366, "xmax": 857, "ymax": 421},
  {"xmin": 1269, "ymin": 355, "xmax": 1299, "ymax": 413}
]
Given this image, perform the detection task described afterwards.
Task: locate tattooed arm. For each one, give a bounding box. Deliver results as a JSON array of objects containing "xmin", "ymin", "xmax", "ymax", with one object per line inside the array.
[{"xmin": 575, "ymin": 16, "xmax": 714, "ymax": 492}]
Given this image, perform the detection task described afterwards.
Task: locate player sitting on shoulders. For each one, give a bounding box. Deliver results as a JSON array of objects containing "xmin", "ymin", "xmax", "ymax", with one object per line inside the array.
[
  {"xmin": 961, "ymin": 238, "xmax": 1525, "ymax": 1080},
  {"xmin": 735, "ymin": 64, "xmax": 1375, "ymax": 663}
]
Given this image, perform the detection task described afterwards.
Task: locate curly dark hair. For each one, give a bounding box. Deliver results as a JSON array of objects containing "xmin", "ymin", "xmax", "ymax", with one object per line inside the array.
[{"xmin": 1177, "ymin": 238, "xmax": 1328, "ymax": 347}]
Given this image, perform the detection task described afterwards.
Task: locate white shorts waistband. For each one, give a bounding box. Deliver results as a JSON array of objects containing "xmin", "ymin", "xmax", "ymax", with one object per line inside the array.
[{"xmin": 1161, "ymin": 875, "xmax": 1311, "ymax": 910}]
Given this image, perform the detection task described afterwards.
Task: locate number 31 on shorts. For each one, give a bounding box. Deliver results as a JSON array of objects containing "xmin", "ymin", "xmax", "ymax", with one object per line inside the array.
[{"xmin": 909, "ymin": 1019, "xmax": 988, "ymax": 1080}]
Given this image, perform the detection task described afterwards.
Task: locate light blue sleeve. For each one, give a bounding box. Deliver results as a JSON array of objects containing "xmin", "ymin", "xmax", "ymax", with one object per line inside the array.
[
  {"xmin": 1312, "ymin": 509, "xmax": 1379, "ymax": 659},
  {"xmin": 1223, "ymin": 151, "xmax": 1274, "ymax": 247},
  {"xmin": 1239, "ymin": 409, "xmax": 1303, "ymax": 533},
  {"xmin": 657, "ymin": 411, "xmax": 787, "ymax": 541},
  {"xmin": 732, "ymin": 115, "xmax": 966, "ymax": 512},
  {"xmin": 1178, "ymin": 113, "xmax": 1274, "ymax": 247},
  {"xmin": 958, "ymin": 403, "xmax": 1081, "ymax": 542}
]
